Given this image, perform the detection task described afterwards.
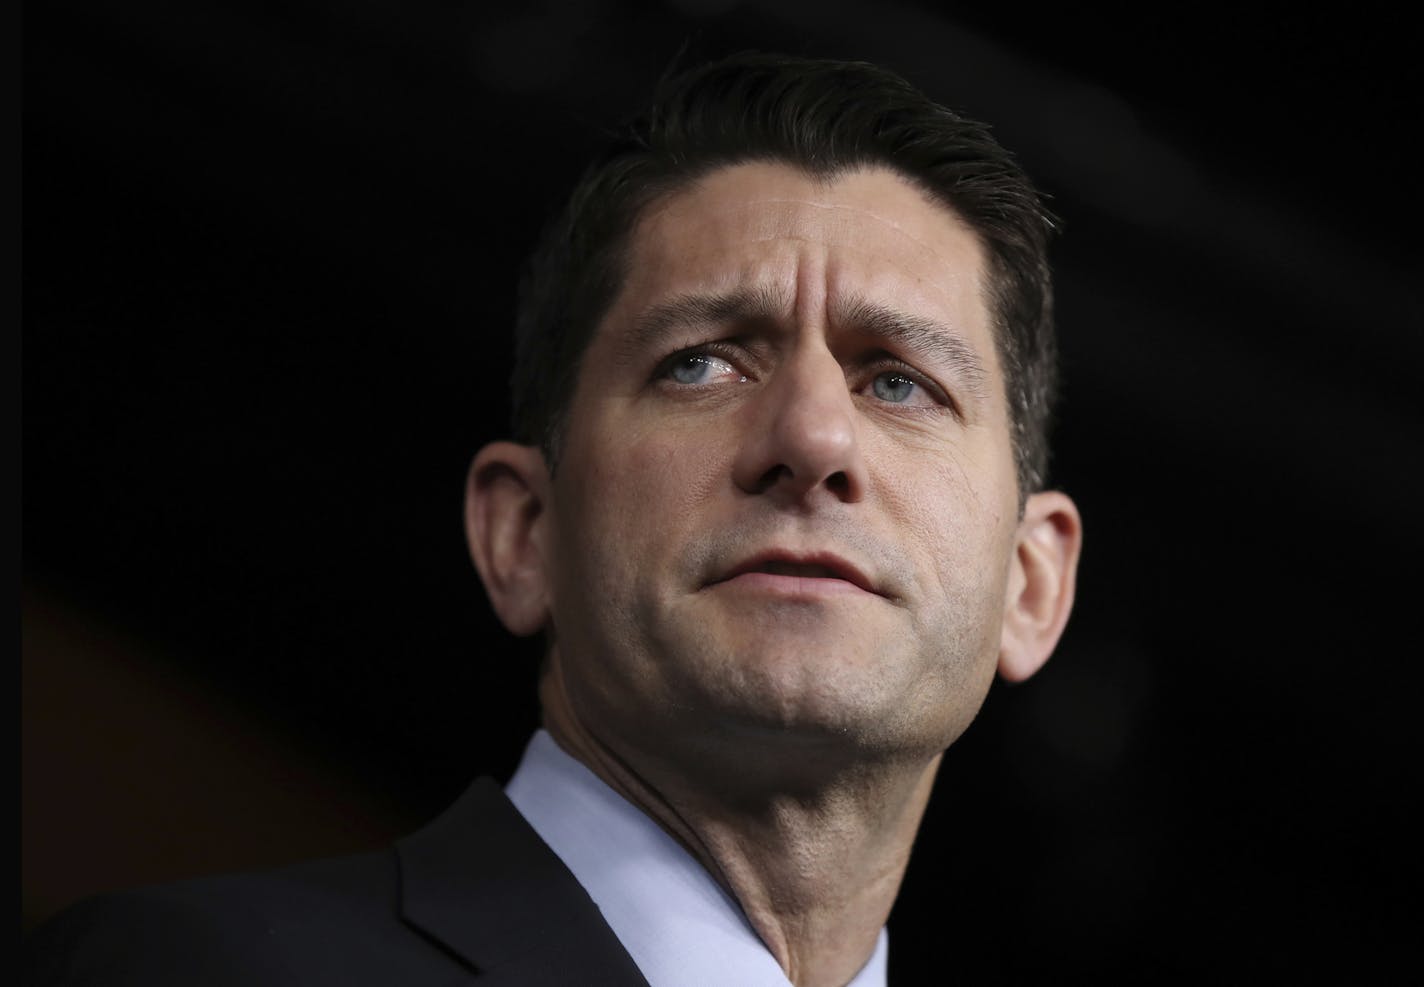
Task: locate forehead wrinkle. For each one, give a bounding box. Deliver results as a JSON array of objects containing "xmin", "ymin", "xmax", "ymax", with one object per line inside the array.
[
  {"xmin": 675, "ymin": 197, "xmax": 960, "ymax": 259},
  {"xmin": 830, "ymin": 295, "xmax": 989, "ymax": 400},
  {"xmin": 613, "ymin": 283, "xmax": 793, "ymax": 364},
  {"xmin": 647, "ymin": 160, "xmax": 970, "ymax": 248}
]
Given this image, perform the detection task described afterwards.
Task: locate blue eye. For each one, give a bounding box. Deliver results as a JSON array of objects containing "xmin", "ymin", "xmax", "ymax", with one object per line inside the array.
[
  {"xmin": 666, "ymin": 352, "xmax": 742, "ymax": 385},
  {"xmin": 871, "ymin": 372, "xmax": 917, "ymax": 403}
]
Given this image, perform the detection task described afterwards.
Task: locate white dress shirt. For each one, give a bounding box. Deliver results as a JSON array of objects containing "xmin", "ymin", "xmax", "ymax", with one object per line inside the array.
[{"xmin": 506, "ymin": 730, "xmax": 889, "ymax": 987}]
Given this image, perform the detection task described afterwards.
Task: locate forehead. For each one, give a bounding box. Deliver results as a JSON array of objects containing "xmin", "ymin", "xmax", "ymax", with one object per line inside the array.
[
  {"xmin": 603, "ymin": 161, "xmax": 999, "ymax": 373},
  {"xmin": 634, "ymin": 160, "xmax": 977, "ymax": 246}
]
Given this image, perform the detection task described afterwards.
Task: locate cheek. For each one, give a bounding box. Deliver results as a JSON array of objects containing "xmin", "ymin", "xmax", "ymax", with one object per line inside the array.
[
  {"xmin": 874, "ymin": 437, "xmax": 1016, "ymax": 601},
  {"xmin": 624, "ymin": 425, "xmax": 728, "ymax": 502},
  {"xmin": 559, "ymin": 420, "xmax": 728, "ymax": 583}
]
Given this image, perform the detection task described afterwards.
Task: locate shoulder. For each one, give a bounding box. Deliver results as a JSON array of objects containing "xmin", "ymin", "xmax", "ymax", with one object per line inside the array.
[
  {"xmin": 22, "ymin": 778, "xmax": 640, "ymax": 986},
  {"xmin": 22, "ymin": 850, "xmax": 465, "ymax": 986}
]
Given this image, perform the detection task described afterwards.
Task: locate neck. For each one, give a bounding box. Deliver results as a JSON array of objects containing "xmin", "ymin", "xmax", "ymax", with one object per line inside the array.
[{"xmin": 540, "ymin": 665, "xmax": 939, "ymax": 987}]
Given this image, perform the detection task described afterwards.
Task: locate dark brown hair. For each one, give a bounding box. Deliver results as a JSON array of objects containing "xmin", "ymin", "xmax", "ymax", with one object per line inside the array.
[{"xmin": 511, "ymin": 52, "xmax": 1059, "ymax": 496}]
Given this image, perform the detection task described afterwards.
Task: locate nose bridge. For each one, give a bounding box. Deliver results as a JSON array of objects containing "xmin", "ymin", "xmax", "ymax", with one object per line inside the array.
[
  {"xmin": 782, "ymin": 338, "xmax": 855, "ymax": 444},
  {"xmin": 735, "ymin": 334, "xmax": 865, "ymax": 501}
]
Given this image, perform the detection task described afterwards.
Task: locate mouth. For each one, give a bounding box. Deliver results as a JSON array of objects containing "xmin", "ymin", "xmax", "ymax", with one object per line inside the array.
[{"xmin": 713, "ymin": 550, "xmax": 880, "ymax": 597}]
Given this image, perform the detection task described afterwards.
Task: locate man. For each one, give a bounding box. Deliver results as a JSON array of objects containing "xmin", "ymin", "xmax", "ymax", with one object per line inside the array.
[{"xmin": 25, "ymin": 52, "xmax": 1081, "ymax": 986}]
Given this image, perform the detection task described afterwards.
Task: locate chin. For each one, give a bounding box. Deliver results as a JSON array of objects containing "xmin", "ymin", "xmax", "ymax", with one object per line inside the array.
[{"xmin": 670, "ymin": 638, "xmax": 965, "ymax": 757}]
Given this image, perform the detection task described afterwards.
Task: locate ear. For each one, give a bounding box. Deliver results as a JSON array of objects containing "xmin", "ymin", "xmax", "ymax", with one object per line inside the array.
[
  {"xmin": 998, "ymin": 490, "xmax": 1083, "ymax": 683},
  {"xmin": 464, "ymin": 441, "xmax": 553, "ymax": 637}
]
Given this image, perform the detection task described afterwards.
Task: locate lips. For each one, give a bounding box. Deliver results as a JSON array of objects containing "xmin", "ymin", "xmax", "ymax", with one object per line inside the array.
[{"xmin": 716, "ymin": 550, "xmax": 879, "ymax": 595}]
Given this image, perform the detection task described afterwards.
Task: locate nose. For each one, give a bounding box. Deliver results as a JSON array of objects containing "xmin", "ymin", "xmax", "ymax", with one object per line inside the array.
[{"xmin": 732, "ymin": 344, "xmax": 867, "ymax": 504}]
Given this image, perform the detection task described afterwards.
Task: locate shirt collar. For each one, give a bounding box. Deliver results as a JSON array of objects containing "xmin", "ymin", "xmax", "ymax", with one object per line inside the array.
[{"xmin": 506, "ymin": 730, "xmax": 888, "ymax": 987}]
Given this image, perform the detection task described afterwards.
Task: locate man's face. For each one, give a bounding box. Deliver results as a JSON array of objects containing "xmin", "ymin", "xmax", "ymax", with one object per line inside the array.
[{"xmin": 542, "ymin": 162, "xmax": 1024, "ymax": 771}]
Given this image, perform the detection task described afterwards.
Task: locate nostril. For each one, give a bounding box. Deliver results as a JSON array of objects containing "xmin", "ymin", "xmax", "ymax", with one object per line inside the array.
[
  {"xmin": 751, "ymin": 464, "xmax": 792, "ymax": 494},
  {"xmin": 746, "ymin": 464, "xmax": 854, "ymax": 500}
]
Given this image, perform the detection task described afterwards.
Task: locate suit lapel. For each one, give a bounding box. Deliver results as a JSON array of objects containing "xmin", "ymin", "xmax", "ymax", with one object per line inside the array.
[{"xmin": 396, "ymin": 777, "xmax": 650, "ymax": 986}]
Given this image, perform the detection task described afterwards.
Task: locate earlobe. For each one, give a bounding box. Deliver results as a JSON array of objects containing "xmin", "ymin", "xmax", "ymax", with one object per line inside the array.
[
  {"xmin": 464, "ymin": 441, "xmax": 553, "ymax": 637},
  {"xmin": 998, "ymin": 490, "xmax": 1083, "ymax": 683}
]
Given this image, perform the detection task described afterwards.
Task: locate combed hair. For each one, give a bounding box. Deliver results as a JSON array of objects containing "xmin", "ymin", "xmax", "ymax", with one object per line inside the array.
[{"xmin": 511, "ymin": 52, "xmax": 1059, "ymax": 498}]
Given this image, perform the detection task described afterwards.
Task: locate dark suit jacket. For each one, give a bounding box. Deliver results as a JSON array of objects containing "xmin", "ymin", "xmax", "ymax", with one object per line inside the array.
[{"xmin": 24, "ymin": 778, "xmax": 651, "ymax": 986}]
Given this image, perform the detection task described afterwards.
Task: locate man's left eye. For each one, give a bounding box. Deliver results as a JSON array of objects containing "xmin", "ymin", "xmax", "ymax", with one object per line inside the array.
[
  {"xmin": 870, "ymin": 371, "xmax": 920, "ymax": 404},
  {"xmin": 664, "ymin": 352, "xmax": 744, "ymax": 385}
]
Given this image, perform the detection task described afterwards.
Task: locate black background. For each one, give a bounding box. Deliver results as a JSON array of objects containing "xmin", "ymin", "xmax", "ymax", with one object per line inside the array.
[{"xmin": 24, "ymin": 1, "xmax": 1422, "ymax": 981}]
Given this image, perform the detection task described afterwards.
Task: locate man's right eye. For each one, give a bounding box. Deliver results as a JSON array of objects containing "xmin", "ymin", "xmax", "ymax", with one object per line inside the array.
[{"xmin": 662, "ymin": 352, "xmax": 746, "ymax": 386}]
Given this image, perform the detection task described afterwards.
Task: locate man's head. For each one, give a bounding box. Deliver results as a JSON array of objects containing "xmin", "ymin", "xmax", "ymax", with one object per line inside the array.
[
  {"xmin": 466, "ymin": 53, "xmax": 1080, "ymax": 791},
  {"xmin": 510, "ymin": 52, "xmax": 1058, "ymax": 501}
]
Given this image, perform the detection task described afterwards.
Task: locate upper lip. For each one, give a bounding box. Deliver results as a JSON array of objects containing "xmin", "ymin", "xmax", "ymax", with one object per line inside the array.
[{"xmin": 715, "ymin": 549, "xmax": 880, "ymax": 595}]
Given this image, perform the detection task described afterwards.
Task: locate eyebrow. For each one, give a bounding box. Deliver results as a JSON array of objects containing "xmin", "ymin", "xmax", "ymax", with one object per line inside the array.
[
  {"xmin": 832, "ymin": 296, "xmax": 989, "ymax": 399},
  {"xmin": 616, "ymin": 285, "xmax": 791, "ymax": 362},
  {"xmin": 616, "ymin": 287, "xmax": 989, "ymax": 398}
]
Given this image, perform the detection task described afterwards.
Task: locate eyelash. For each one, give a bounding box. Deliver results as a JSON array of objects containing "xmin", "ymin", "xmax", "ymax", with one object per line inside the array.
[
  {"xmin": 863, "ymin": 358, "xmax": 955, "ymax": 412},
  {"xmin": 654, "ymin": 342, "xmax": 956, "ymax": 414},
  {"xmin": 653, "ymin": 341, "xmax": 749, "ymax": 382}
]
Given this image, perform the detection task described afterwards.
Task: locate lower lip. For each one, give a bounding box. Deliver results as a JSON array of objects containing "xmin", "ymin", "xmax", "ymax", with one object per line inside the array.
[{"xmin": 714, "ymin": 572, "xmax": 875, "ymax": 598}]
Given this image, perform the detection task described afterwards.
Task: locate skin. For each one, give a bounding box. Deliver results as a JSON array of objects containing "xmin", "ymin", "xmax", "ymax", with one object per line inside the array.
[{"xmin": 467, "ymin": 162, "xmax": 1082, "ymax": 986}]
